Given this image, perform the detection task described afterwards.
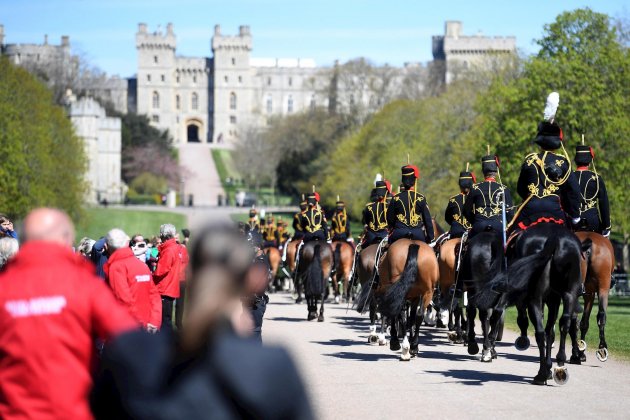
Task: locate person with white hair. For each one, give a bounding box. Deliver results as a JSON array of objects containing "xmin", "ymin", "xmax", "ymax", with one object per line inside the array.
[
  {"xmin": 153, "ymin": 223, "xmax": 182, "ymax": 331},
  {"xmin": 104, "ymin": 229, "xmax": 162, "ymax": 332},
  {"xmin": 0, "ymin": 237, "xmax": 18, "ymax": 270}
]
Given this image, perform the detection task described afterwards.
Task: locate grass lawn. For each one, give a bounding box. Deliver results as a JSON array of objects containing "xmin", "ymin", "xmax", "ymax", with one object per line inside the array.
[
  {"xmin": 503, "ymin": 297, "xmax": 630, "ymax": 361},
  {"xmin": 76, "ymin": 208, "xmax": 187, "ymax": 243}
]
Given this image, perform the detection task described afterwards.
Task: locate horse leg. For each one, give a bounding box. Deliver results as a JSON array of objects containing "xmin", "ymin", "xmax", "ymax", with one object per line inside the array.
[
  {"xmin": 545, "ymin": 295, "xmax": 560, "ymax": 372},
  {"xmin": 378, "ymin": 314, "xmax": 387, "ymax": 346},
  {"xmin": 409, "ymin": 299, "xmax": 421, "ymax": 356},
  {"xmin": 578, "ymin": 291, "xmax": 595, "ymax": 362},
  {"xmin": 389, "ymin": 316, "xmax": 401, "ymax": 351},
  {"xmin": 295, "ymin": 277, "xmax": 303, "ymax": 304},
  {"xmin": 479, "ymin": 309, "xmax": 493, "ymax": 362},
  {"xmin": 596, "ymin": 289, "xmax": 609, "ymax": 359},
  {"xmin": 528, "ymin": 299, "xmax": 548, "ymax": 385},
  {"xmin": 466, "ymin": 304, "xmax": 479, "ymax": 355},
  {"xmin": 484, "ymin": 309, "xmax": 503, "ymax": 361},
  {"xmin": 515, "ymin": 303, "xmax": 531, "ymax": 351},
  {"xmin": 318, "ymin": 293, "xmax": 325, "ymax": 322}
]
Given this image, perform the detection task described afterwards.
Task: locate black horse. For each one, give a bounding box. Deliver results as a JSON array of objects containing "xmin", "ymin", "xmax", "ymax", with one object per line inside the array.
[
  {"xmin": 475, "ymin": 223, "xmax": 585, "ymax": 385},
  {"xmin": 296, "ymin": 241, "xmax": 333, "ymax": 322},
  {"xmin": 459, "ymin": 231, "xmax": 505, "ymax": 362}
]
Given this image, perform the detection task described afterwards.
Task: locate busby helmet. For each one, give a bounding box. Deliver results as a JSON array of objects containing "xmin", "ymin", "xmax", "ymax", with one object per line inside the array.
[
  {"xmin": 248, "ymin": 208, "xmax": 258, "ymax": 218},
  {"xmin": 299, "ymin": 194, "xmax": 308, "ymax": 211},
  {"xmin": 575, "ymin": 145, "xmax": 594, "ymax": 166},
  {"xmin": 481, "ymin": 155, "xmax": 499, "ymax": 175},
  {"xmin": 307, "ymin": 192, "xmax": 320, "ymax": 206},
  {"xmin": 534, "ymin": 92, "xmax": 563, "ymax": 150},
  {"xmin": 369, "ymin": 188, "xmax": 378, "ymax": 202},
  {"xmin": 458, "ymin": 171, "xmax": 476, "ymax": 190},
  {"xmin": 401, "ymin": 164, "xmax": 419, "ymax": 188},
  {"xmin": 375, "ymin": 181, "xmax": 388, "ymax": 199},
  {"xmin": 335, "ymin": 196, "xmax": 345, "ymax": 210}
]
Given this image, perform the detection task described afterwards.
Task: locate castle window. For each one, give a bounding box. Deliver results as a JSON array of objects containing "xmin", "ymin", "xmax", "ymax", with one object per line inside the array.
[
  {"xmin": 224, "ymin": 76, "xmax": 229, "ymax": 83},
  {"xmin": 152, "ymin": 91, "xmax": 160, "ymax": 109},
  {"xmin": 193, "ymin": 75, "xmax": 197, "ymax": 83},
  {"xmin": 288, "ymin": 77, "xmax": 293, "ymax": 87},
  {"xmin": 147, "ymin": 74, "xmax": 151, "ymax": 82},
  {"xmin": 191, "ymin": 93, "xmax": 199, "ymax": 110},
  {"xmin": 176, "ymin": 76, "xmax": 180, "ymax": 83},
  {"xmin": 267, "ymin": 77, "xmax": 271, "ymax": 86},
  {"xmin": 176, "ymin": 95, "xmax": 180, "ymax": 110},
  {"xmin": 266, "ymin": 96, "xmax": 273, "ymax": 114},
  {"xmin": 230, "ymin": 116, "xmax": 237, "ymax": 124},
  {"xmin": 152, "ymin": 115, "xmax": 159, "ymax": 123},
  {"xmin": 238, "ymin": 75, "xmax": 242, "ymax": 84},
  {"xmin": 154, "ymin": 56, "xmax": 158, "ymax": 64},
  {"xmin": 287, "ymin": 95, "xmax": 294, "ymax": 113},
  {"xmin": 161, "ymin": 74, "xmax": 165, "ymax": 82},
  {"xmin": 231, "ymin": 57, "xmax": 236, "ymax": 65},
  {"xmin": 310, "ymin": 94, "xmax": 316, "ymax": 110},
  {"xmin": 229, "ymin": 92, "xmax": 237, "ymax": 110}
]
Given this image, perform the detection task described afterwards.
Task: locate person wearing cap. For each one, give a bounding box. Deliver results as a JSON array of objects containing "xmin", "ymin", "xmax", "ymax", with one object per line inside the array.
[
  {"xmin": 387, "ymin": 164, "xmax": 434, "ymax": 244},
  {"xmin": 248, "ymin": 208, "xmax": 260, "ymax": 232},
  {"xmin": 574, "ymin": 145, "xmax": 611, "ymax": 237},
  {"xmin": 463, "ymin": 154, "xmax": 514, "ymax": 238},
  {"xmin": 362, "ymin": 181, "xmax": 389, "ymax": 246},
  {"xmin": 292, "ymin": 197, "xmax": 308, "ymax": 241},
  {"xmin": 301, "ymin": 191, "xmax": 328, "ymax": 242},
  {"xmin": 330, "ymin": 199, "xmax": 352, "ymax": 242},
  {"xmin": 512, "ymin": 92, "xmax": 581, "ymax": 232},
  {"xmin": 445, "ymin": 169, "xmax": 475, "ymax": 238},
  {"xmin": 262, "ymin": 216, "xmax": 277, "ymax": 248},
  {"xmin": 276, "ymin": 219, "xmax": 290, "ymax": 249}
]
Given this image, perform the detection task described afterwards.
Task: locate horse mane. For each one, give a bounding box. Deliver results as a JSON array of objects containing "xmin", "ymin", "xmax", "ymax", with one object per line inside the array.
[
  {"xmin": 380, "ymin": 244, "xmax": 420, "ymax": 318},
  {"xmin": 474, "ymin": 236, "xmax": 558, "ymax": 310}
]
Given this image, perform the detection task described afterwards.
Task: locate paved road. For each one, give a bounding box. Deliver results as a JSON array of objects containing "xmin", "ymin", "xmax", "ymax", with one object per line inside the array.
[
  {"xmin": 263, "ymin": 292, "xmax": 628, "ymax": 420},
  {"xmin": 179, "ymin": 144, "xmax": 225, "ymax": 207}
]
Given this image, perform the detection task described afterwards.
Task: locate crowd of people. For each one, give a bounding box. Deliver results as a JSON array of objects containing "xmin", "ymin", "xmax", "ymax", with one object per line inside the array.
[{"xmin": 0, "ymin": 209, "xmax": 313, "ymax": 419}]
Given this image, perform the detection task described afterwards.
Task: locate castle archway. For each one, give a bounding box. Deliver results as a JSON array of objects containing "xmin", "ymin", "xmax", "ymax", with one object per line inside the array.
[{"xmin": 186, "ymin": 119, "xmax": 203, "ymax": 143}]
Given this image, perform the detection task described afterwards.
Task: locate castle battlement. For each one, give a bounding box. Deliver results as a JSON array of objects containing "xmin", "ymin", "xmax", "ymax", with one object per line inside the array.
[{"xmin": 136, "ymin": 23, "xmax": 176, "ymax": 50}]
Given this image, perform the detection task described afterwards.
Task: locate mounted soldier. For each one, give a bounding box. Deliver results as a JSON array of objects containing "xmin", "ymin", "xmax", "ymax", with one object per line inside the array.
[
  {"xmin": 361, "ymin": 181, "xmax": 389, "ymax": 247},
  {"xmin": 301, "ymin": 191, "xmax": 328, "ymax": 243},
  {"xmin": 292, "ymin": 196, "xmax": 308, "ymax": 241},
  {"xmin": 463, "ymin": 153, "xmax": 513, "ymax": 238},
  {"xmin": 262, "ymin": 215, "xmax": 277, "ymax": 248},
  {"xmin": 510, "ymin": 92, "xmax": 582, "ymax": 234},
  {"xmin": 386, "ymin": 164, "xmax": 434, "ymax": 244},
  {"xmin": 330, "ymin": 198, "xmax": 352, "ymax": 243},
  {"xmin": 276, "ymin": 219, "xmax": 290, "ymax": 249},
  {"xmin": 445, "ymin": 166, "xmax": 475, "ymax": 239},
  {"xmin": 247, "ymin": 208, "xmax": 260, "ymax": 232},
  {"xmin": 574, "ymin": 141, "xmax": 611, "ymax": 237}
]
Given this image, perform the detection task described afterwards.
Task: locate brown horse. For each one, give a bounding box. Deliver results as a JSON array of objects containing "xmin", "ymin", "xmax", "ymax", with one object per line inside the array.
[
  {"xmin": 285, "ymin": 239, "xmax": 301, "ymax": 300},
  {"xmin": 377, "ymin": 239, "xmax": 439, "ymax": 360},
  {"xmin": 332, "ymin": 241, "xmax": 354, "ymax": 303},
  {"xmin": 264, "ymin": 246, "xmax": 281, "ymax": 282},
  {"xmin": 355, "ymin": 243, "xmax": 384, "ymax": 344},
  {"xmin": 572, "ymin": 231, "xmax": 615, "ymax": 363},
  {"xmin": 296, "ymin": 241, "xmax": 333, "ymax": 321},
  {"xmin": 437, "ymin": 237, "xmax": 467, "ymax": 340}
]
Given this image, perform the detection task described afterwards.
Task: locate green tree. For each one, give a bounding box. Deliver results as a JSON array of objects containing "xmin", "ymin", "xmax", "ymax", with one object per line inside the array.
[{"xmin": 0, "ymin": 58, "xmax": 87, "ymax": 220}]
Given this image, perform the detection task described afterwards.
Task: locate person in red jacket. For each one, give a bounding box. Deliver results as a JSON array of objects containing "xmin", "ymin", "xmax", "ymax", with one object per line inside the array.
[
  {"xmin": 153, "ymin": 223, "xmax": 182, "ymax": 331},
  {"xmin": 175, "ymin": 232, "xmax": 190, "ymax": 330},
  {"xmin": 104, "ymin": 228, "xmax": 162, "ymax": 332},
  {"xmin": 0, "ymin": 208, "xmax": 138, "ymax": 420}
]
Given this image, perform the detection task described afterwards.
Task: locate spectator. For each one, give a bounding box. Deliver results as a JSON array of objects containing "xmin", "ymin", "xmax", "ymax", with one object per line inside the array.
[
  {"xmin": 0, "ymin": 215, "xmax": 18, "ymax": 239},
  {"xmin": 104, "ymin": 229, "xmax": 162, "ymax": 333},
  {"xmin": 77, "ymin": 237, "xmax": 96, "ymax": 258},
  {"xmin": 91, "ymin": 237, "xmax": 108, "ymax": 279},
  {"xmin": 175, "ymin": 232, "xmax": 189, "ymax": 330},
  {"xmin": 153, "ymin": 224, "xmax": 182, "ymax": 331},
  {"xmin": 130, "ymin": 234, "xmax": 149, "ymax": 263},
  {"xmin": 244, "ymin": 229, "xmax": 270, "ymax": 343},
  {"xmin": 93, "ymin": 224, "xmax": 313, "ymax": 420},
  {"xmin": 147, "ymin": 236, "xmax": 161, "ymax": 272},
  {"xmin": 0, "ymin": 208, "xmax": 137, "ymax": 420},
  {"xmin": 0, "ymin": 237, "xmax": 19, "ymax": 270}
]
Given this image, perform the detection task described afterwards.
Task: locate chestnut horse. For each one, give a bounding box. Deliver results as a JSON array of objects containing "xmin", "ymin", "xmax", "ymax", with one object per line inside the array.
[
  {"xmin": 296, "ymin": 241, "xmax": 333, "ymax": 321},
  {"xmin": 572, "ymin": 231, "xmax": 615, "ymax": 363},
  {"xmin": 377, "ymin": 239, "xmax": 439, "ymax": 360},
  {"xmin": 437, "ymin": 237, "xmax": 467, "ymax": 341},
  {"xmin": 263, "ymin": 246, "xmax": 281, "ymax": 288},
  {"xmin": 285, "ymin": 239, "xmax": 302, "ymax": 302},
  {"xmin": 355, "ymin": 243, "xmax": 383, "ymax": 344},
  {"xmin": 332, "ymin": 241, "xmax": 354, "ymax": 303}
]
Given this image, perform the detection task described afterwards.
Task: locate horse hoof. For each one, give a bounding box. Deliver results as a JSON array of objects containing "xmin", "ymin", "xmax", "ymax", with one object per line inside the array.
[
  {"xmin": 579, "ymin": 351, "xmax": 587, "ymax": 362},
  {"xmin": 552, "ymin": 366, "xmax": 569, "ymax": 385},
  {"xmin": 532, "ymin": 374, "xmax": 548, "ymax": 386},
  {"xmin": 447, "ymin": 331, "xmax": 458, "ymax": 343},
  {"xmin": 577, "ymin": 339, "xmax": 587, "ymax": 352},
  {"xmin": 296, "ymin": 297, "xmax": 303, "ymax": 304},
  {"xmin": 468, "ymin": 341, "xmax": 479, "ymax": 355},
  {"xmin": 390, "ymin": 340, "xmax": 401, "ymax": 352},
  {"xmin": 317, "ymin": 314, "xmax": 324, "ymax": 322},
  {"xmin": 568, "ymin": 355, "xmax": 582, "ymax": 365},
  {"xmin": 596, "ymin": 347, "xmax": 609, "ymax": 362},
  {"xmin": 307, "ymin": 312, "xmax": 316, "ymax": 321},
  {"xmin": 515, "ymin": 336, "xmax": 530, "ymax": 351},
  {"xmin": 491, "ymin": 348, "xmax": 498, "ymax": 359},
  {"xmin": 368, "ymin": 334, "xmax": 379, "ymax": 345},
  {"xmin": 480, "ymin": 349, "xmax": 493, "ymax": 363},
  {"xmin": 334, "ymin": 296, "xmax": 340, "ymax": 304},
  {"xmin": 436, "ymin": 319, "xmax": 447, "ymax": 329},
  {"xmin": 378, "ymin": 334, "xmax": 387, "ymax": 346}
]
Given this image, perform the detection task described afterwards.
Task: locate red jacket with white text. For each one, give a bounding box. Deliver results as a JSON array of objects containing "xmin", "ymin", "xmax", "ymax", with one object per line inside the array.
[
  {"xmin": 104, "ymin": 247, "xmax": 162, "ymax": 328},
  {"xmin": 0, "ymin": 241, "xmax": 137, "ymax": 420},
  {"xmin": 153, "ymin": 238, "xmax": 182, "ymax": 298}
]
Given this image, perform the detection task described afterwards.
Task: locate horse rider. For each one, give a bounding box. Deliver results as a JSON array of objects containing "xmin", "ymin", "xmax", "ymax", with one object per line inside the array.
[
  {"xmin": 573, "ymin": 143, "xmax": 611, "ymax": 237},
  {"xmin": 292, "ymin": 196, "xmax": 308, "ymax": 241},
  {"xmin": 386, "ymin": 164, "xmax": 434, "ymax": 244},
  {"xmin": 248, "ymin": 208, "xmax": 260, "ymax": 232},
  {"xmin": 301, "ymin": 192, "xmax": 328, "ymax": 243},
  {"xmin": 276, "ymin": 219, "xmax": 290, "ymax": 249},
  {"xmin": 445, "ymin": 169, "xmax": 475, "ymax": 239},
  {"xmin": 262, "ymin": 215, "xmax": 278, "ymax": 248},
  {"xmin": 510, "ymin": 92, "xmax": 582, "ymax": 234},
  {"xmin": 361, "ymin": 181, "xmax": 389, "ymax": 247},
  {"xmin": 463, "ymin": 154, "xmax": 514, "ymax": 238},
  {"xmin": 330, "ymin": 199, "xmax": 352, "ymax": 243}
]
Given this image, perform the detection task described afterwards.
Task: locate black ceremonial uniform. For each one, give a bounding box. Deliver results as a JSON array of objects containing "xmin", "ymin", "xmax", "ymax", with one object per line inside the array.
[
  {"xmin": 387, "ymin": 190, "xmax": 434, "ymax": 244},
  {"xmin": 463, "ymin": 178, "xmax": 514, "ymax": 238},
  {"xmin": 262, "ymin": 221, "xmax": 277, "ymax": 248},
  {"xmin": 445, "ymin": 193, "xmax": 471, "ymax": 238},
  {"xmin": 514, "ymin": 151, "xmax": 580, "ymax": 230},
  {"xmin": 574, "ymin": 145, "xmax": 611, "ymax": 234},
  {"xmin": 362, "ymin": 201, "xmax": 388, "ymax": 247},
  {"xmin": 292, "ymin": 212, "xmax": 305, "ymax": 240},
  {"xmin": 301, "ymin": 206, "xmax": 328, "ymax": 242},
  {"xmin": 331, "ymin": 207, "xmax": 351, "ymax": 241}
]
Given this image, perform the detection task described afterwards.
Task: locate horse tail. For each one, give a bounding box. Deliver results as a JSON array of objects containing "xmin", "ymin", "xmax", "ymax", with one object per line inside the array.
[
  {"xmin": 475, "ymin": 236, "xmax": 557, "ymax": 310},
  {"xmin": 356, "ymin": 278, "xmax": 373, "ymax": 313},
  {"xmin": 334, "ymin": 243, "xmax": 342, "ymax": 272},
  {"xmin": 306, "ymin": 244, "xmax": 325, "ymax": 296},
  {"xmin": 380, "ymin": 244, "xmax": 420, "ymax": 318}
]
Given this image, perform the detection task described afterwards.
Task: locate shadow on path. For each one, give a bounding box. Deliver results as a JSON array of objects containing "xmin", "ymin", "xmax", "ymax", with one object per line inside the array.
[
  {"xmin": 324, "ymin": 351, "xmax": 400, "ymax": 361},
  {"xmin": 269, "ymin": 316, "xmax": 305, "ymax": 322},
  {"xmin": 425, "ymin": 369, "xmax": 531, "ymax": 385},
  {"xmin": 311, "ymin": 339, "xmax": 365, "ymax": 347}
]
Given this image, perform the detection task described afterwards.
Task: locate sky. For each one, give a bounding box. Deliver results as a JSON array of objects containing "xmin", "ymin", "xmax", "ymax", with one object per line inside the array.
[{"xmin": 1, "ymin": 0, "xmax": 627, "ymax": 78}]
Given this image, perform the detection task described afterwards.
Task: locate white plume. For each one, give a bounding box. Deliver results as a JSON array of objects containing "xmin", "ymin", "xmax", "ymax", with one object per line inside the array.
[
  {"xmin": 374, "ymin": 173, "xmax": 383, "ymax": 185},
  {"xmin": 543, "ymin": 92, "xmax": 559, "ymax": 122}
]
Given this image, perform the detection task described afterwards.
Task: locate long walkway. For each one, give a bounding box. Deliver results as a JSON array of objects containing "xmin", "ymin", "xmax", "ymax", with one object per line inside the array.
[
  {"xmin": 179, "ymin": 144, "xmax": 224, "ymax": 207},
  {"xmin": 263, "ymin": 293, "xmax": 628, "ymax": 419}
]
